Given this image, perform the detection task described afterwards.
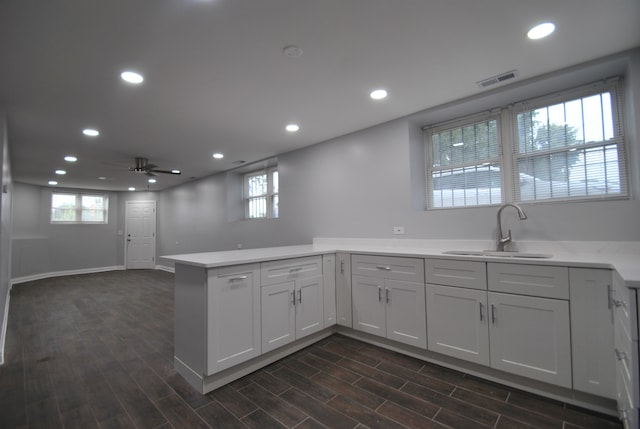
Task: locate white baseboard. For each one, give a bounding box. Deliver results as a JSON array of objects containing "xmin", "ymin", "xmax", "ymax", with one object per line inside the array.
[
  {"xmin": 155, "ymin": 264, "xmax": 175, "ymax": 273},
  {"xmin": 10, "ymin": 265, "xmax": 126, "ymax": 287},
  {"xmin": 0, "ymin": 286, "xmax": 9, "ymax": 365}
]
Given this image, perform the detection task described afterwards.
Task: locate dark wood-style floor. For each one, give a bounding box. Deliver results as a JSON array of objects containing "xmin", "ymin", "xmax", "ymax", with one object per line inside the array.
[{"xmin": 0, "ymin": 270, "xmax": 623, "ymax": 429}]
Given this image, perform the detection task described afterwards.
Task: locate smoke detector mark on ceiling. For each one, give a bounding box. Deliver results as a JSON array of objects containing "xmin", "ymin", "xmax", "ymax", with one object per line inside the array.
[{"xmin": 477, "ymin": 70, "xmax": 519, "ymax": 88}]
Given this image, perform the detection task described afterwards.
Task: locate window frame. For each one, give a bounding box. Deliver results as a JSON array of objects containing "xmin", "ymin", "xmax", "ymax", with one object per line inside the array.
[
  {"xmin": 50, "ymin": 192, "xmax": 109, "ymax": 224},
  {"xmin": 243, "ymin": 167, "xmax": 279, "ymax": 219},
  {"xmin": 426, "ymin": 112, "xmax": 504, "ymax": 209},
  {"xmin": 424, "ymin": 79, "xmax": 628, "ymax": 210}
]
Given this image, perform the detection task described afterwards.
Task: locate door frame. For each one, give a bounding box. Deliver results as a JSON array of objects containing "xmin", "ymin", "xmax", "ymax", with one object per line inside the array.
[{"xmin": 124, "ymin": 200, "xmax": 157, "ymax": 269}]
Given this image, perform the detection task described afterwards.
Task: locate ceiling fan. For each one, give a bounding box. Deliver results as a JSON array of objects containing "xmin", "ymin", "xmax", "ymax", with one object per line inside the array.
[{"xmin": 129, "ymin": 157, "xmax": 181, "ymax": 177}]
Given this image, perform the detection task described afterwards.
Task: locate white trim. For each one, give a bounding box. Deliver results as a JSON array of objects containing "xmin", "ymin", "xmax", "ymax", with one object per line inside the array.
[
  {"xmin": 10, "ymin": 265, "xmax": 126, "ymax": 286},
  {"xmin": 0, "ymin": 286, "xmax": 9, "ymax": 365},
  {"xmin": 155, "ymin": 264, "xmax": 175, "ymax": 273}
]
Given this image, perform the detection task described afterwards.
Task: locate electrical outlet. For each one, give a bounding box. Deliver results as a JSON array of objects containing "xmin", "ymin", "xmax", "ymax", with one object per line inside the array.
[{"xmin": 393, "ymin": 226, "xmax": 405, "ymax": 235}]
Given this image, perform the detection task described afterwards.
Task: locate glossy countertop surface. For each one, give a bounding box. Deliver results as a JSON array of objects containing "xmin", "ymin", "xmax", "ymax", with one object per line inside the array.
[{"xmin": 162, "ymin": 238, "xmax": 640, "ymax": 288}]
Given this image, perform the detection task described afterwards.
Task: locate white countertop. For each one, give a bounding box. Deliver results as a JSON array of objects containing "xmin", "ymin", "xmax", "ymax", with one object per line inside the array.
[{"xmin": 162, "ymin": 238, "xmax": 640, "ymax": 289}]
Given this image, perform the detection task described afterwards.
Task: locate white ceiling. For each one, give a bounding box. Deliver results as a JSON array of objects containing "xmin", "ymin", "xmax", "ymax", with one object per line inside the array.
[{"xmin": 1, "ymin": 0, "xmax": 639, "ymax": 191}]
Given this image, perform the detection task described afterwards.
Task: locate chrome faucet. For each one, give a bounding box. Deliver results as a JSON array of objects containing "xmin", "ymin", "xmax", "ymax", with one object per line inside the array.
[{"xmin": 496, "ymin": 203, "xmax": 527, "ymax": 252}]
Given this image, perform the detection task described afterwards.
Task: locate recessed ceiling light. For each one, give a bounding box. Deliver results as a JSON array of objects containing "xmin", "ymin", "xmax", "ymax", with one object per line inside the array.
[
  {"xmin": 213, "ymin": 153, "xmax": 224, "ymax": 159},
  {"xmin": 283, "ymin": 45, "xmax": 303, "ymax": 58},
  {"xmin": 121, "ymin": 71, "xmax": 144, "ymax": 84},
  {"xmin": 370, "ymin": 89, "xmax": 388, "ymax": 100},
  {"xmin": 55, "ymin": 169, "xmax": 66, "ymax": 175},
  {"xmin": 83, "ymin": 128, "xmax": 99, "ymax": 137},
  {"xmin": 128, "ymin": 187, "xmax": 136, "ymax": 191},
  {"xmin": 98, "ymin": 176, "xmax": 107, "ymax": 180},
  {"xmin": 64, "ymin": 155, "xmax": 77, "ymax": 162},
  {"xmin": 48, "ymin": 180, "xmax": 58, "ymax": 186},
  {"xmin": 171, "ymin": 169, "xmax": 181, "ymax": 174},
  {"xmin": 285, "ymin": 124, "xmax": 300, "ymax": 132},
  {"xmin": 527, "ymin": 22, "xmax": 555, "ymax": 40},
  {"xmin": 148, "ymin": 178, "xmax": 157, "ymax": 183}
]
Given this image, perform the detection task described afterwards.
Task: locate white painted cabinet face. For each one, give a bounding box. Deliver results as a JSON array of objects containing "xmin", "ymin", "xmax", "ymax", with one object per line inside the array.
[
  {"xmin": 336, "ymin": 253, "xmax": 352, "ymax": 328},
  {"xmin": 569, "ymin": 268, "xmax": 616, "ymax": 399},
  {"xmin": 261, "ymin": 281, "xmax": 296, "ymax": 353}
]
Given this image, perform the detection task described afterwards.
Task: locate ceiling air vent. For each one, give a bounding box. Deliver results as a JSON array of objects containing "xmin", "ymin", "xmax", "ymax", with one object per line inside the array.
[{"xmin": 477, "ymin": 70, "xmax": 518, "ymax": 88}]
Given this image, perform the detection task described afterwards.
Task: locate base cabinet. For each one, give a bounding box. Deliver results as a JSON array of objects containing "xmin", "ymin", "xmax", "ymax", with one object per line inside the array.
[{"xmin": 336, "ymin": 253, "xmax": 352, "ymax": 327}]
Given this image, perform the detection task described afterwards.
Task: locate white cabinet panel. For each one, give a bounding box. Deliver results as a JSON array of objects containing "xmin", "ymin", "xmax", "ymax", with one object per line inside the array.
[
  {"xmin": 336, "ymin": 253, "xmax": 352, "ymax": 327},
  {"xmin": 426, "ymin": 258, "xmax": 487, "ymax": 290},
  {"xmin": 352, "ymin": 275, "xmax": 386, "ymax": 337},
  {"xmin": 488, "ymin": 263, "xmax": 569, "ymax": 299},
  {"xmin": 569, "ymin": 268, "xmax": 616, "ymax": 399},
  {"xmin": 296, "ymin": 276, "xmax": 324, "ymax": 339},
  {"xmin": 207, "ymin": 265, "xmax": 261, "ymax": 374},
  {"xmin": 386, "ymin": 280, "xmax": 427, "ymax": 348},
  {"xmin": 261, "ymin": 281, "xmax": 296, "ymax": 353},
  {"xmin": 426, "ymin": 284, "xmax": 490, "ymax": 365},
  {"xmin": 488, "ymin": 292, "xmax": 571, "ymax": 388},
  {"xmin": 322, "ymin": 254, "xmax": 337, "ymax": 326},
  {"xmin": 352, "ymin": 254, "xmax": 424, "ymax": 283},
  {"xmin": 261, "ymin": 256, "xmax": 322, "ymax": 286}
]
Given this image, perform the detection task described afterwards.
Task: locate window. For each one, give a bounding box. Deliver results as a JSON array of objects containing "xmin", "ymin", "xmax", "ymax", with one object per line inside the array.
[
  {"xmin": 425, "ymin": 79, "xmax": 627, "ymax": 209},
  {"xmin": 514, "ymin": 84, "xmax": 627, "ymax": 202},
  {"xmin": 244, "ymin": 168, "xmax": 278, "ymax": 219},
  {"xmin": 427, "ymin": 115, "xmax": 502, "ymax": 208},
  {"xmin": 51, "ymin": 193, "xmax": 108, "ymax": 223}
]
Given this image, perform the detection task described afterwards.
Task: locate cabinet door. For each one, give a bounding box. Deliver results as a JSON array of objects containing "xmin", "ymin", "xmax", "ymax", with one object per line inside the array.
[
  {"xmin": 207, "ymin": 267, "xmax": 260, "ymax": 374},
  {"xmin": 386, "ymin": 280, "xmax": 427, "ymax": 348},
  {"xmin": 336, "ymin": 253, "xmax": 352, "ymax": 327},
  {"xmin": 322, "ymin": 255, "xmax": 337, "ymax": 326},
  {"xmin": 352, "ymin": 275, "xmax": 386, "ymax": 337},
  {"xmin": 570, "ymin": 268, "xmax": 616, "ymax": 399},
  {"xmin": 426, "ymin": 284, "xmax": 489, "ymax": 365},
  {"xmin": 261, "ymin": 281, "xmax": 295, "ymax": 353},
  {"xmin": 488, "ymin": 292, "xmax": 571, "ymax": 388},
  {"xmin": 296, "ymin": 276, "xmax": 325, "ymax": 340}
]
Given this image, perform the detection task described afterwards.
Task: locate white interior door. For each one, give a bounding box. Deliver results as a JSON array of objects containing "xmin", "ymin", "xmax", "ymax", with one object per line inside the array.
[{"xmin": 125, "ymin": 201, "xmax": 156, "ymax": 269}]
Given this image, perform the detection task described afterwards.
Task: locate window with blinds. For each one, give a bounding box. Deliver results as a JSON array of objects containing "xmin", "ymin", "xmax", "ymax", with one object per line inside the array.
[
  {"xmin": 427, "ymin": 116, "xmax": 502, "ymax": 208},
  {"xmin": 514, "ymin": 83, "xmax": 627, "ymax": 202},
  {"xmin": 244, "ymin": 167, "xmax": 279, "ymax": 219},
  {"xmin": 424, "ymin": 79, "xmax": 628, "ymax": 209}
]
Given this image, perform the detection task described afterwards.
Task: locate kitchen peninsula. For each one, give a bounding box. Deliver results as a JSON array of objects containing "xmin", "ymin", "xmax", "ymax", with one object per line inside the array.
[{"xmin": 162, "ymin": 238, "xmax": 640, "ymax": 428}]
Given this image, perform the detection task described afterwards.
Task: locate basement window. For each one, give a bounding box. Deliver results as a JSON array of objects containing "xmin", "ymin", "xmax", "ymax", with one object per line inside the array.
[
  {"xmin": 244, "ymin": 167, "xmax": 279, "ymax": 219},
  {"xmin": 51, "ymin": 193, "xmax": 109, "ymax": 224}
]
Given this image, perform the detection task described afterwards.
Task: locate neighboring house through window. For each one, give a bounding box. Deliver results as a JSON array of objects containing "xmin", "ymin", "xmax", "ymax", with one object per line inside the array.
[
  {"xmin": 51, "ymin": 193, "xmax": 109, "ymax": 223},
  {"xmin": 244, "ymin": 167, "xmax": 278, "ymax": 219}
]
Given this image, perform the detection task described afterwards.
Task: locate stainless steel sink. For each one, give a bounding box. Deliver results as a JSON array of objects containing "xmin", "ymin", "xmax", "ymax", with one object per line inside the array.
[{"xmin": 442, "ymin": 250, "xmax": 552, "ymax": 259}]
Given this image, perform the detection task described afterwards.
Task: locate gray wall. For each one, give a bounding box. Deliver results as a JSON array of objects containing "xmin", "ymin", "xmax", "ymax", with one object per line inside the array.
[
  {"xmin": 0, "ymin": 108, "xmax": 13, "ymax": 363},
  {"xmin": 9, "ymin": 49, "xmax": 640, "ymax": 278},
  {"xmin": 11, "ymin": 183, "xmax": 121, "ymax": 278}
]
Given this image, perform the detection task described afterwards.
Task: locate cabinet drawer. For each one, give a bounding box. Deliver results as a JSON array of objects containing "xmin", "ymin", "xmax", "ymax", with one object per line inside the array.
[
  {"xmin": 351, "ymin": 254, "xmax": 424, "ymax": 283},
  {"xmin": 488, "ymin": 263, "xmax": 568, "ymax": 299},
  {"xmin": 426, "ymin": 258, "xmax": 487, "ymax": 290},
  {"xmin": 260, "ymin": 256, "xmax": 322, "ymax": 286}
]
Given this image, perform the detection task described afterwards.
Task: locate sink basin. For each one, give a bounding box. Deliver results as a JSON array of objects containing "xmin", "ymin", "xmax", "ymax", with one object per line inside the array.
[{"xmin": 442, "ymin": 250, "xmax": 552, "ymax": 259}]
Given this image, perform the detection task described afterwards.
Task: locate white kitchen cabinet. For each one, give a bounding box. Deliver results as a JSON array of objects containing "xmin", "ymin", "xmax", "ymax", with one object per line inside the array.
[
  {"xmin": 426, "ymin": 284, "xmax": 490, "ymax": 365},
  {"xmin": 336, "ymin": 253, "xmax": 352, "ymax": 327},
  {"xmin": 207, "ymin": 265, "xmax": 261, "ymax": 374},
  {"xmin": 351, "ymin": 254, "xmax": 426, "ymax": 349},
  {"xmin": 569, "ymin": 268, "xmax": 616, "ymax": 399},
  {"xmin": 260, "ymin": 257, "xmax": 325, "ymax": 354},
  {"xmin": 488, "ymin": 291, "xmax": 571, "ymax": 388},
  {"xmin": 322, "ymin": 254, "xmax": 337, "ymax": 327}
]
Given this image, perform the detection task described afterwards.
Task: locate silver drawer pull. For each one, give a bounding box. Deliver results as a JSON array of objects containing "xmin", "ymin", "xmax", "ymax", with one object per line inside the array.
[
  {"xmin": 386, "ymin": 288, "xmax": 390, "ymax": 303},
  {"xmin": 291, "ymin": 291, "xmax": 296, "ymax": 305},
  {"xmin": 378, "ymin": 286, "xmax": 382, "ymax": 302},
  {"xmin": 491, "ymin": 304, "xmax": 497, "ymax": 324},
  {"xmin": 375, "ymin": 265, "xmax": 391, "ymax": 271},
  {"xmin": 298, "ymin": 289, "xmax": 302, "ymax": 304},
  {"xmin": 289, "ymin": 267, "xmax": 303, "ymax": 272},
  {"xmin": 479, "ymin": 302, "xmax": 485, "ymax": 322},
  {"xmin": 340, "ymin": 260, "xmax": 345, "ymax": 274},
  {"xmin": 228, "ymin": 275, "xmax": 248, "ymax": 282}
]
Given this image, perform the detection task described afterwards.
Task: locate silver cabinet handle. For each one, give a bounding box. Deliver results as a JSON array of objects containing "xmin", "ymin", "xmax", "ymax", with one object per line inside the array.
[
  {"xmin": 376, "ymin": 266, "xmax": 391, "ymax": 271},
  {"xmin": 386, "ymin": 288, "xmax": 390, "ymax": 304},
  {"xmin": 615, "ymin": 349, "xmax": 628, "ymax": 361},
  {"xmin": 378, "ymin": 286, "xmax": 382, "ymax": 302},
  {"xmin": 613, "ymin": 298, "xmax": 627, "ymax": 308},
  {"xmin": 607, "ymin": 285, "xmax": 613, "ymax": 310},
  {"xmin": 297, "ymin": 289, "xmax": 302, "ymax": 304},
  {"xmin": 289, "ymin": 267, "xmax": 302, "ymax": 273},
  {"xmin": 291, "ymin": 291, "xmax": 296, "ymax": 306},
  {"xmin": 228, "ymin": 275, "xmax": 248, "ymax": 282},
  {"xmin": 479, "ymin": 302, "xmax": 485, "ymax": 322},
  {"xmin": 491, "ymin": 304, "xmax": 497, "ymax": 324},
  {"xmin": 340, "ymin": 260, "xmax": 345, "ymax": 274}
]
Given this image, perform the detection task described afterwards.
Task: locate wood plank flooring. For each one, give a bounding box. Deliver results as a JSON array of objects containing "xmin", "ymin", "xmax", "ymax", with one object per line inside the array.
[{"xmin": 0, "ymin": 270, "xmax": 623, "ymax": 429}]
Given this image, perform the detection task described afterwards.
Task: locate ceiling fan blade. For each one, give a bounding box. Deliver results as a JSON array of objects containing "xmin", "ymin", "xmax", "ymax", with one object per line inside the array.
[{"xmin": 150, "ymin": 169, "xmax": 181, "ymax": 175}]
